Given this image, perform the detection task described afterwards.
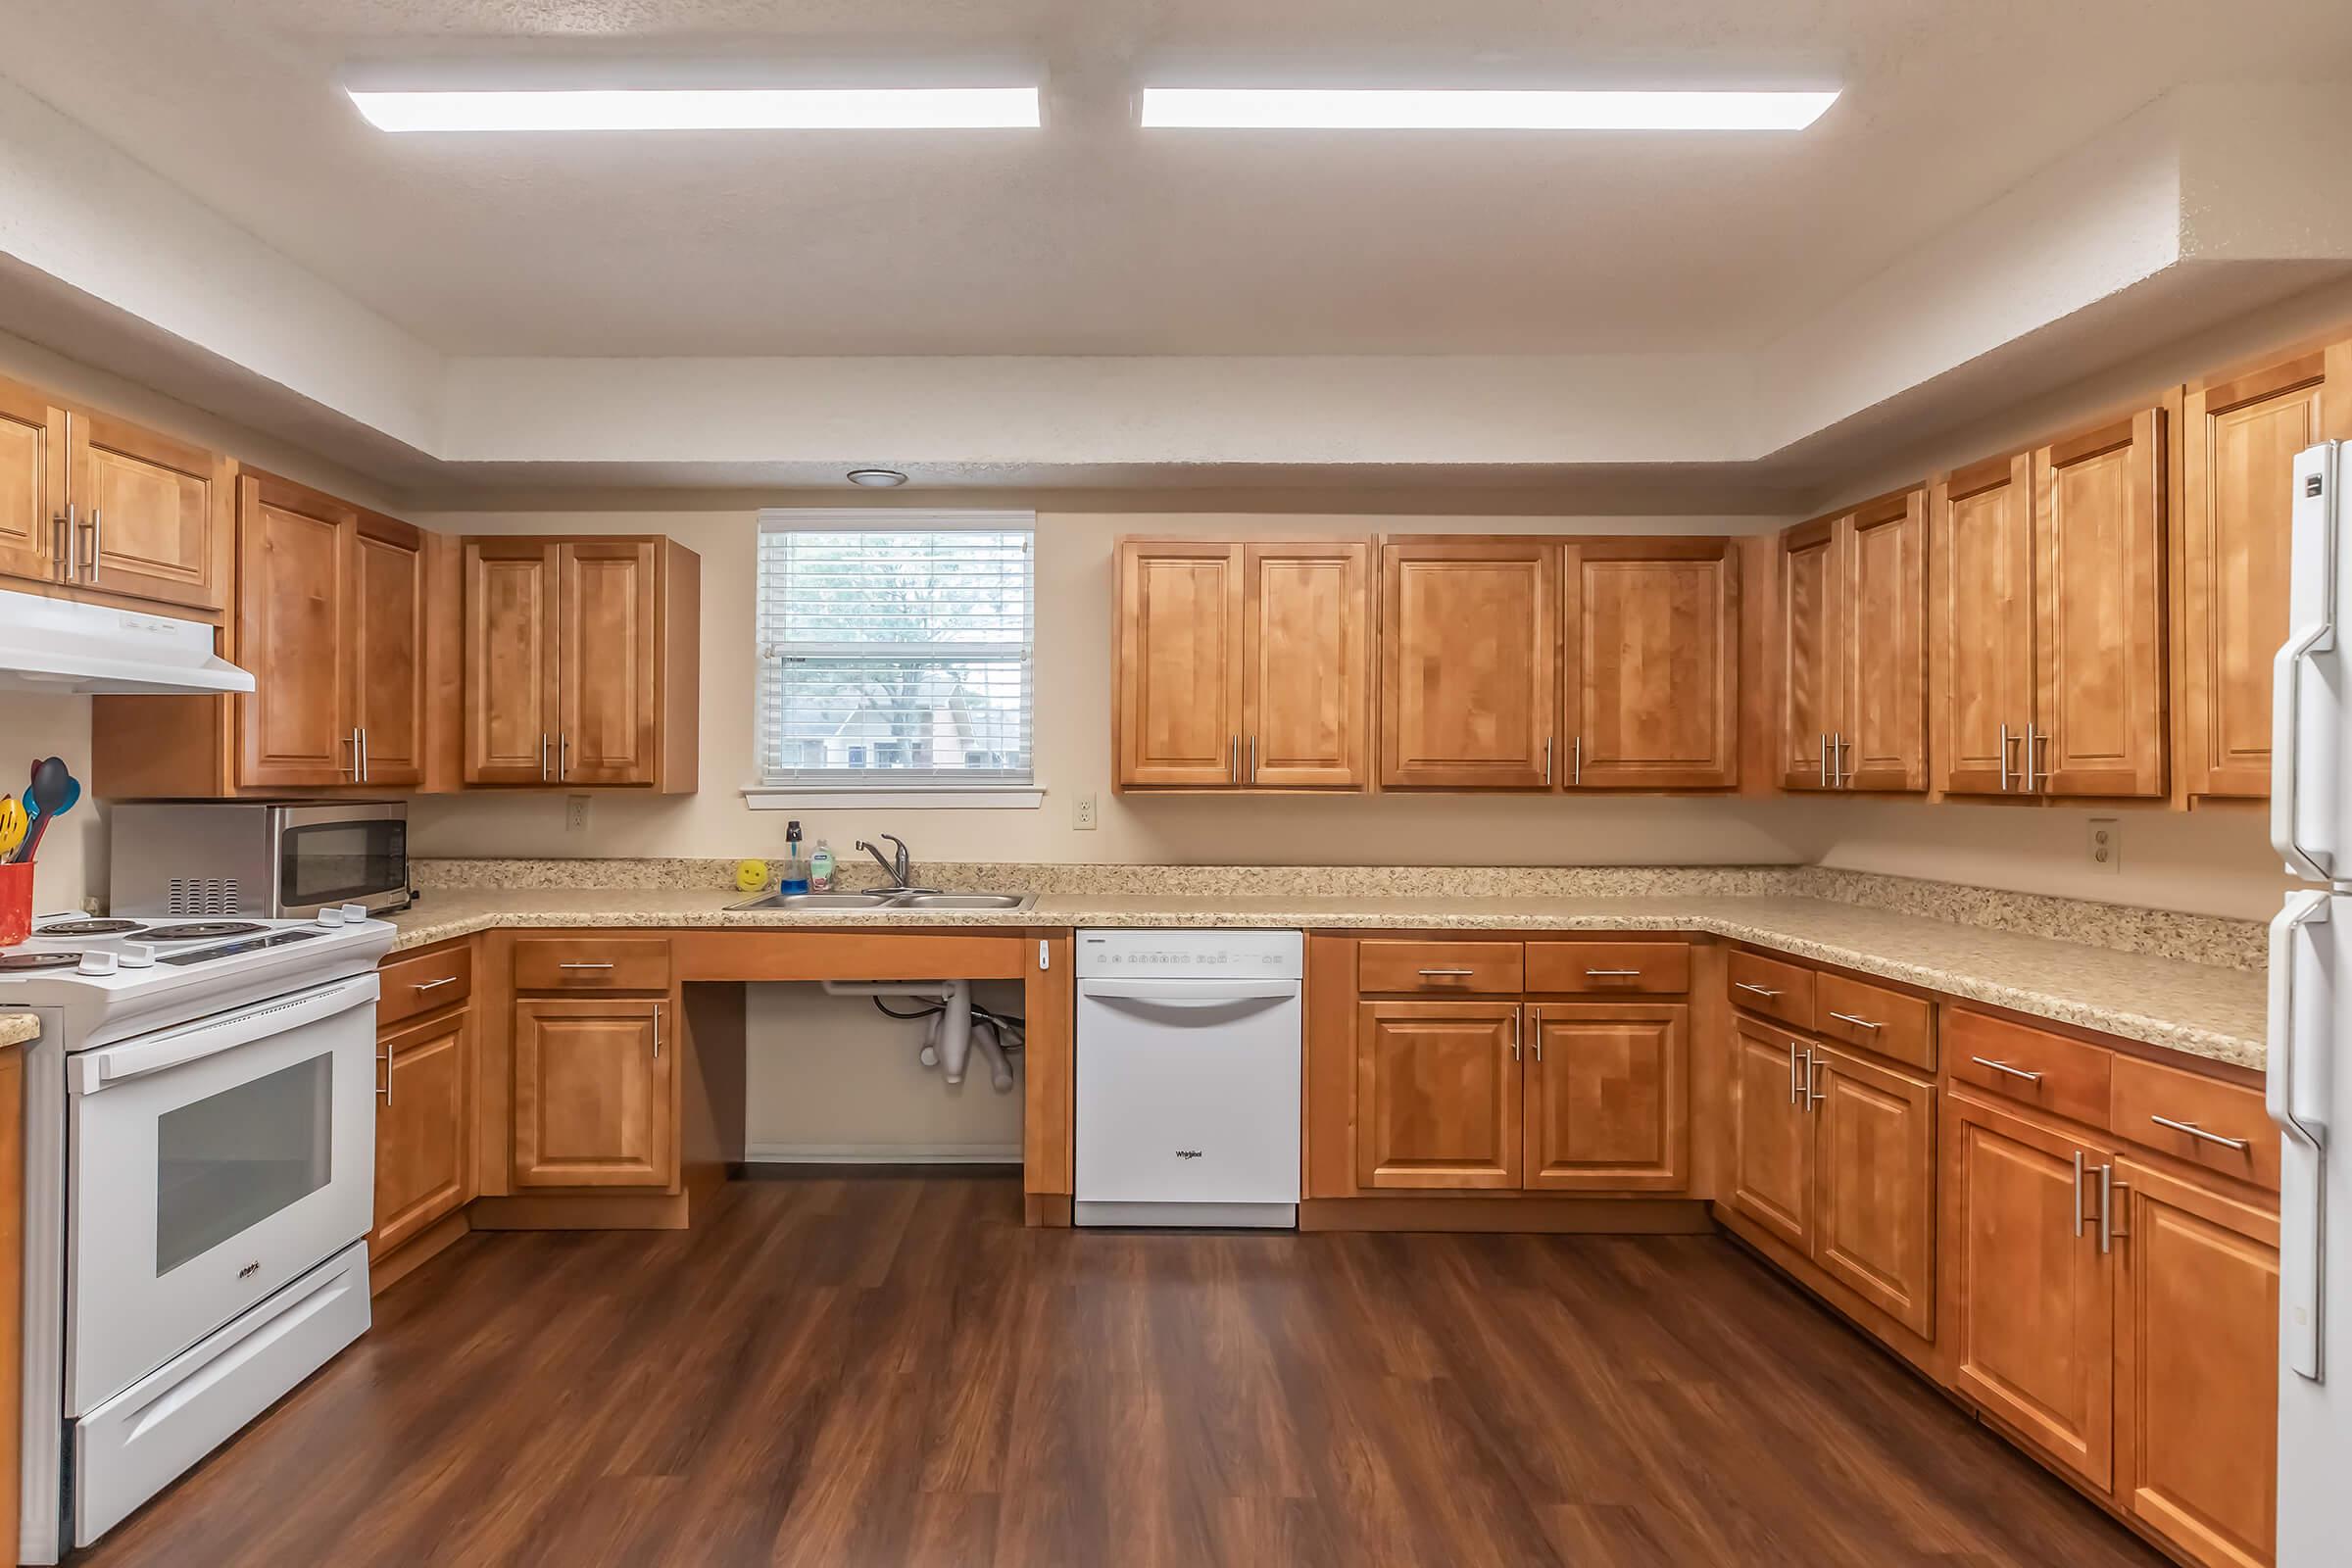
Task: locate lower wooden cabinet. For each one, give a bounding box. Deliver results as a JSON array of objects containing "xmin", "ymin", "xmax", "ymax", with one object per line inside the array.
[
  {"xmin": 2115, "ymin": 1157, "xmax": 2279, "ymax": 1568},
  {"xmin": 1728, "ymin": 1017, "xmax": 1815, "ymax": 1251},
  {"xmin": 513, "ymin": 997, "xmax": 678, "ymax": 1189},
  {"xmin": 1354, "ymin": 1002, "xmax": 1523, "ymax": 1189},
  {"xmin": 371, "ymin": 1007, "xmax": 474, "ymax": 1256},
  {"xmin": 1526, "ymin": 1004, "xmax": 1688, "ymax": 1191},
  {"xmin": 1946, "ymin": 1093, "xmax": 2116, "ymax": 1491}
]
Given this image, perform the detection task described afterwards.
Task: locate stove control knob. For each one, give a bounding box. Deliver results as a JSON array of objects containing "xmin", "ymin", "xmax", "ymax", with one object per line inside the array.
[
  {"xmin": 115, "ymin": 943, "xmax": 156, "ymax": 969},
  {"xmin": 339, "ymin": 903, "xmax": 370, "ymax": 924},
  {"xmin": 317, "ymin": 907, "xmax": 346, "ymax": 928},
  {"xmin": 75, "ymin": 952, "xmax": 120, "ymax": 977}
]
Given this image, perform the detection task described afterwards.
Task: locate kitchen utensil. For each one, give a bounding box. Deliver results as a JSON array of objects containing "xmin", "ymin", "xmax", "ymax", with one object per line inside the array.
[
  {"xmin": 18, "ymin": 758, "xmax": 75, "ymax": 864},
  {"xmin": 0, "ymin": 795, "xmax": 24, "ymax": 861}
]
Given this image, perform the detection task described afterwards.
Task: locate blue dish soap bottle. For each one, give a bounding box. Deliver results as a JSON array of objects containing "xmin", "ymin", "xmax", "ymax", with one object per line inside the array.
[{"xmin": 779, "ymin": 819, "xmax": 811, "ymax": 896}]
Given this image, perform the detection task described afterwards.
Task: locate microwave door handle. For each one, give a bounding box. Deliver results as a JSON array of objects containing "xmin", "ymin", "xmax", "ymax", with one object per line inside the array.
[{"xmin": 72, "ymin": 974, "xmax": 379, "ymax": 1095}]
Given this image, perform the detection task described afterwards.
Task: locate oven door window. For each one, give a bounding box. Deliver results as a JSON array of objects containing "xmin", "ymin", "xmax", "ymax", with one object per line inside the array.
[
  {"xmin": 155, "ymin": 1054, "xmax": 333, "ymax": 1276},
  {"xmin": 278, "ymin": 819, "xmax": 405, "ymax": 908}
]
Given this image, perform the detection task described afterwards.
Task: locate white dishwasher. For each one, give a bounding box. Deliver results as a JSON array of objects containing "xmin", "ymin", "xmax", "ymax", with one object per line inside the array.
[{"xmin": 1074, "ymin": 929, "xmax": 1303, "ymax": 1228}]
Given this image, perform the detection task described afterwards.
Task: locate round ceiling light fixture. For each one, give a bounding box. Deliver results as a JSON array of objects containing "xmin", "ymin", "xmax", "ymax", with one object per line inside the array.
[{"xmin": 846, "ymin": 467, "xmax": 908, "ymax": 487}]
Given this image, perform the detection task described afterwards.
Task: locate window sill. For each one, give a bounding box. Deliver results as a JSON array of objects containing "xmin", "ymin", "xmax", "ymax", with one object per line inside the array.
[{"xmin": 741, "ymin": 787, "xmax": 1044, "ymax": 811}]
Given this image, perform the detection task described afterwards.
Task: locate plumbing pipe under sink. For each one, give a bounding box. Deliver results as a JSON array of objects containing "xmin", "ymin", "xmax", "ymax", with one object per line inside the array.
[{"xmin": 816, "ymin": 978, "xmax": 1013, "ymax": 1092}]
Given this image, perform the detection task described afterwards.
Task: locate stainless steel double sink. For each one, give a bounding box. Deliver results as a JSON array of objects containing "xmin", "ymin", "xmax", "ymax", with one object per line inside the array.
[{"xmin": 725, "ymin": 888, "xmax": 1036, "ymax": 912}]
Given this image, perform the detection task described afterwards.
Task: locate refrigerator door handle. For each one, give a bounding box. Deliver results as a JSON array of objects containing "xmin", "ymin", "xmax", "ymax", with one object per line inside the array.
[
  {"xmin": 2275, "ymin": 443, "xmax": 2341, "ymax": 882},
  {"xmin": 2271, "ymin": 890, "xmax": 2332, "ymax": 1383}
]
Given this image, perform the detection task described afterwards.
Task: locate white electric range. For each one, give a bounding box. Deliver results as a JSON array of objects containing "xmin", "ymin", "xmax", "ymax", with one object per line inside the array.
[{"xmin": 0, "ymin": 906, "xmax": 393, "ymax": 1561}]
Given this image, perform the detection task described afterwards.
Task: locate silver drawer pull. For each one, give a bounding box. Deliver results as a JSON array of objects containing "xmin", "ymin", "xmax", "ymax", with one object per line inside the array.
[
  {"xmin": 412, "ymin": 975, "xmax": 459, "ymax": 993},
  {"xmin": 1585, "ymin": 968, "xmax": 1643, "ymax": 977},
  {"xmin": 1827, "ymin": 1010, "xmax": 1882, "ymax": 1030},
  {"xmin": 2147, "ymin": 1114, "xmax": 2252, "ymax": 1152},
  {"xmin": 1733, "ymin": 981, "xmax": 1781, "ymax": 999},
  {"xmin": 1971, "ymin": 1055, "xmax": 2044, "ymax": 1084},
  {"xmin": 557, "ymin": 961, "xmax": 616, "ymax": 970},
  {"xmin": 1417, "ymin": 967, "xmax": 1477, "ymax": 977}
]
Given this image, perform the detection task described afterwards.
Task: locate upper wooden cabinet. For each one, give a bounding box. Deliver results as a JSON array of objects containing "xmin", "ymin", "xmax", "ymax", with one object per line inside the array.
[
  {"xmin": 2178, "ymin": 341, "xmax": 2352, "ymax": 803},
  {"xmin": 1380, "ymin": 539, "xmax": 1556, "ymax": 789},
  {"xmin": 0, "ymin": 374, "xmax": 229, "ymax": 613},
  {"xmin": 1560, "ymin": 538, "xmax": 1738, "ymax": 790},
  {"xmin": 1777, "ymin": 491, "xmax": 1929, "ymax": 792},
  {"xmin": 1933, "ymin": 409, "xmax": 2167, "ymax": 799},
  {"xmin": 1112, "ymin": 538, "xmax": 1370, "ymax": 790},
  {"xmin": 462, "ymin": 536, "xmax": 699, "ymax": 791}
]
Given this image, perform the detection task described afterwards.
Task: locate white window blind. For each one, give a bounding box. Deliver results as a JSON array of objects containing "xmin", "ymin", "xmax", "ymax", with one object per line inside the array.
[{"xmin": 756, "ymin": 512, "xmax": 1035, "ymax": 788}]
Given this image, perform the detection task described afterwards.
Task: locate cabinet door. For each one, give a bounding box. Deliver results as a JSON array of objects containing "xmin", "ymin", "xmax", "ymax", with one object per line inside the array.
[
  {"xmin": 371, "ymin": 1009, "xmax": 473, "ymax": 1255},
  {"xmin": 2034, "ymin": 409, "xmax": 2167, "ymax": 797},
  {"xmin": 1524, "ymin": 1004, "xmax": 1688, "ymax": 1192},
  {"xmin": 1728, "ymin": 1019, "xmax": 1814, "ymax": 1251},
  {"xmin": 1840, "ymin": 489, "xmax": 1930, "ymax": 792},
  {"xmin": 513, "ymin": 999, "xmax": 676, "ymax": 1189},
  {"xmin": 66, "ymin": 410, "xmax": 227, "ymax": 611},
  {"xmin": 1242, "ymin": 542, "xmax": 1369, "ymax": 788},
  {"xmin": 1379, "ymin": 542, "xmax": 1555, "ymax": 789},
  {"xmin": 1947, "ymin": 1094, "xmax": 2114, "ymax": 1490},
  {"xmin": 1562, "ymin": 538, "xmax": 1737, "ymax": 789},
  {"xmin": 1354, "ymin": 1002, "xmax": 1522, "ymax": 1189},
  {"xmin": 464, "ymin": 540, "xmax": 562, "ymax": 784},
  {"xmin": 558, "ymin": 541, "xmax": 660, "ymax": 785},
  {"xmin": 2180, "ymin": 350, "xmax": 2336, "ymax": 802},
  {"xmin": 0, "ymin": 379, "xmax": 63, "ymax": 585},
  {"xmin": 1809, "ymin": 1045, "xmax": 1936, "ymax": 1339},
  {"xmin": 2114, "ymin": 1158, "xmax": 2278, "ymax": 1568},
  {"xmin": 1776, "ymin": 518, "xmax": 1842, "ymax": 791},
  {"xmin": 234, "ymin": 475, "xmax": 354, "ymax": 789},
  {"xmin": 1115, "ymin": 542, "xmax": 1244, "ymax": 787},
  {"xmin": 351, "ymin": 517, "xmax": 427, "ymax": 788},
  {"xmin": 1933, "ymin": 455, "xmax": 2035, "ymax": 795}
]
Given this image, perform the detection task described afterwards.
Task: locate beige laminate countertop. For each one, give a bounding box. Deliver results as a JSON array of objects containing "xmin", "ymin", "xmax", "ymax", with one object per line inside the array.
[
  {"xmin": 0, "ymin": 1014, "xmax": 35, "ymax": 1050},
  {"xmin": 387, "ymin": 887, "xmax": 2268, "ymax": 1072}
]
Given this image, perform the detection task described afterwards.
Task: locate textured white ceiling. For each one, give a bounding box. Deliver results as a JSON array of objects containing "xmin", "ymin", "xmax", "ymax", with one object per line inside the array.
[{"xmin": 12, "ymin": 0, "xmax": 2352, "ymax": 358}]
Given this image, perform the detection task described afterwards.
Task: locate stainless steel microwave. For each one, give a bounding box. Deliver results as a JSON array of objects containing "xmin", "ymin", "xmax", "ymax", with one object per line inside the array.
[{"xmin": 108, "ymin": 801, "xmax": 411, "ymax": 919}]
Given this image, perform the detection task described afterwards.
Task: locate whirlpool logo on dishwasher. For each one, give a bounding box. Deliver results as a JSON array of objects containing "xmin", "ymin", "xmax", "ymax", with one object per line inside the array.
[{"xmin": 1175, "ymin": 1150, "xmax": 1203, "ymax": 1159}]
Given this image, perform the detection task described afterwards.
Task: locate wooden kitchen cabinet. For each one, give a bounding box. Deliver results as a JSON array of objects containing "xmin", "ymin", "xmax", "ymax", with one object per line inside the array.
[
  {"xmin": 1933, "ymin": 409, "xmax": 2167, "ymax": 800},
  {"xmin": 1353, "ymin": 1001, "xmax": 1524, "ymax": 1189},
  {"xmin": 513, "ymin": 997, "xmax": 678, "ymax": 1189},
  {"xmin": 1560, "ymin": 537, "xmax": 1738, "ymax": 789},
  {"xmin": 1945, "ymin": 1092, "xmax": 2115, "ymax": 1490},
  {"xmin": 2114, "ymin": 1156, "xmax": 2279, "ymax": 1568},
  {"xmin": 1809, "ymin": 1043, "xmax": 1936, "ymax": 1338},
  {"xmin": 1379, "ymin": 540, "xmax": 1556, "ymax": 789},
  {"xmin": 1523, "ymin": 1003, "xmax": 1688, "ymax": 1191},
  {"xmin": 372, "ymin": 1006, "xmax": 475, "ymax": 1256},
  {"xmin": 2178, "ymin": 341, "xmax": 2351, "ymax": 803},
  {"xmin": 0, "ymin": 377, "xmax": 64, "ymax": 584},
  {"xmin": 1728, "ymin": 1016, "xmax": 1815, "ymax": 1253},
  {"xmin": 1112, "ymin": 538, "xmax": 1371, "ymax": 790},
  {"xmin": 1776, "ymin": 516, "xmax": 1842, "ymax": 791},
  {"xmin": 352, "ymin": 520, "xmax": 427, "ymax": 787},
  {"xmin": 1778, "ymin": 490, "xmax": 1929, "ymax": 792},
  {"xmin": 463, "ymin": 536, "xmax": 699, "ymax": 790}
]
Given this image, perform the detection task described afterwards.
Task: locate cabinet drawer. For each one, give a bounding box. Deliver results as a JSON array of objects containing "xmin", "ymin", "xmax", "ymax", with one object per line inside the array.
[
  {"xmin": 1525, "ymin": 941, "xmax": 1690, "ymax": 995},
  {"xmin": 1813, "ymin": 971, "xmax": 1935, "ymax": 1073},
  {"xmin": 514, "ymin": 938, "xmax": 673, "ymax": 992},
  {"xmin": 2111, "ymin": 1054, "xmax": 2277, "ymax": 1192},
  {"xmin": 1357, "ymin": 941, "xmax": 1523, "ymax": 995},
  {"xmin": 1727, "ymin": 951, "xmax": 1815, "ymax": 1031},
  {"xmin": 1945, "ymin": 1007, "xmax": 2111, "ymax": 1129},
  {"xmin": 377, "ymin": 942, "xmax": 473, "ymax": 1028}
]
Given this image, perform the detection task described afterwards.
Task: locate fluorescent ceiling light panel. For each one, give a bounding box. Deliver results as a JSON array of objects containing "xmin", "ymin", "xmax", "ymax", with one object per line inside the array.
[
  {"xmin": 347, "ymin": 86, "xmax": 1041, "ymax": 132},
  {"xmin": 1138, "ymin": 87, "xmax": 1838, "ymax": 131}
]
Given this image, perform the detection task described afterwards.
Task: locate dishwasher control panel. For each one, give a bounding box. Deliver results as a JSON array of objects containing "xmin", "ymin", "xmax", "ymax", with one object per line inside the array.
[{"xmin": 1076, "ymin": 928, "xmax": 1302, "ymax": 980}]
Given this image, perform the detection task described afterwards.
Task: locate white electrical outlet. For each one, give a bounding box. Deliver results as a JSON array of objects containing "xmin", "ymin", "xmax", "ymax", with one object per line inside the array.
[
  {"xmin": 565, "ymin": 794, "xmax": 592, "ymax": 834},
  {"xmin": 2087, "ymin": 817, "xmax": 2121, "ymax": 874},
  {"xmin": 1072, "ymin": 793, "xmax": 1098, "ymax": 831}
]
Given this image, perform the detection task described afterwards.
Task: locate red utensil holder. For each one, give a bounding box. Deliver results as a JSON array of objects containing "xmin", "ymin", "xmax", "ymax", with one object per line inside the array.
[{"xmin": 0, "ymin": 861, "xmax": 28, "ymax": 947}]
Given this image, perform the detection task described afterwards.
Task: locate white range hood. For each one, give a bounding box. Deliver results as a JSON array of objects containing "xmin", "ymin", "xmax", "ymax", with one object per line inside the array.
[{"xmin": 0, "ymin": 586, "xmax": 253, "ymax": 696}]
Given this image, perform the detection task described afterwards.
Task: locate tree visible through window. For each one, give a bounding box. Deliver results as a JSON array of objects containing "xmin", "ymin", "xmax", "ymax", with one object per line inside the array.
[{"xmin": 756, "ymin": 514, "xmax": 1035, "ymax": 787}]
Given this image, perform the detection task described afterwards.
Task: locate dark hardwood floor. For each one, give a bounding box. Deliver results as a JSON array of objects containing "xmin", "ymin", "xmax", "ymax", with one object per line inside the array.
[{"xmin": 78, "ymin": 1174, "xmax": 2161, "ymax": 1567}]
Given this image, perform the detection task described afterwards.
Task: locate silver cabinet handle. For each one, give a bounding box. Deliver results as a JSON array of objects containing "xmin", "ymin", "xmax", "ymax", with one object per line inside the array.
[
  {"xmin": 1544, "ymin": 736, "xmax": 1553, "ymax": 785},
  {"xmin": 1970, "ymin": 1055, "xmax": 2043, "ymax": 1084},
  {"xmin": 412, "ymin": 975, "xmax": 458, "ymax": 994},
  {"xmin": 2147, "ymin": 1114, "xmax": 2252, "ymax": 1152},
  {"xmin": 1998, "ymin": 720, "xmax": 2013, "ymax": 791},
  {"xmin": 540, "ymin": 732, "xmax": 551, "ymax": 782},
  {"xmin": 54, "ymin": 508, "xmax": 74, "ymax": 582},
  {"xmin": 1734, "ymin": 981, "xmax": 1781, "ymax": 999},
  {"xmin": 377, "ymin": 1032, "xmax": 394, "ymax": 1104},
  {"xmin": 1248, "ymin": 735, "xmax": 1256, "ymax": 782},
  {"xmin": 557, "ymin": 961, "xmax": 615, "ymax": 970},
  {"xmin": 1417, "ymin": 967, "xmax": 1477, "ymax": 977},
  {"xmin": 1509, "ymin": 1009, "xmax": 1520, "ymax": 1062},
  {"xmin": 1585, "ymin": 968, "xmax": 1642, "ymax": 977},
  {"xmin": 1820, "ymin": 730, "xmax": 1830, "ymax": 788},
  {"xmin": 340, "ymin": 728, "xmax": 359, "ymax": 778},
  {"xmin": 1806, "ymin": 1049, "xmax": 1825, "ymax": 1108},
  {"xmin": 2073, "ymin": 1150, "xmax": 2086, "ymax": 1237},
  {"xmin": 652, "ymin": 1003, "xmax": 662, "ymax": 1061},
  {"xmin": 83, "ymin": 507, "xmax": 101, "ymax": 580},
  {"xmin": 2098, "ymin": 1162, "xmax": 2122, "ymax": 1253},
  {"xmin": 1827, "ymin": 1010, "xmax": 1881, "ymax": 1031},
  {"xmin": 1229, "ymin": 735, "xmax": 1238, "ymax": 781},
  {"xmin": 1528, "ymin": 1007, "xmax": 1542, "ymax": 1063},
  {"xmin": 2027, "ymin": 721, "xmax": 2051, "ymax": 790},
  {"xmin": 1832, "ymin": 731, "xmax": 1849, "ymax": 788},
  {"xmin": 1788, "ymin": 1041, "xmax": 1803, "ymax": 1105},
  {"xmin": 358, "ymin": 726, "xmax": 369, "ymax": 783},
  {"xmin": 560, "ymin": 731, "xmax": 570, "ymax": 781},
  {"xmin": 1572, "ymin": 736, "xmax": 1583, "ymax": 786}
]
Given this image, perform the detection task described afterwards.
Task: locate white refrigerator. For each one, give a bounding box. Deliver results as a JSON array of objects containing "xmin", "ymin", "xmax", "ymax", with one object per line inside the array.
[{"xmin": 2271, "ymin": 439, "xmax": 2352, "ymax": 1565}]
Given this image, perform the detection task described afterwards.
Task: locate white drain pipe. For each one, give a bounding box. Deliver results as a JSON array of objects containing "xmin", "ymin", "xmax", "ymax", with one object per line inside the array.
[{"xmin": 819, "ymin": 978, "xmax": 1004, "ymax": 1089}]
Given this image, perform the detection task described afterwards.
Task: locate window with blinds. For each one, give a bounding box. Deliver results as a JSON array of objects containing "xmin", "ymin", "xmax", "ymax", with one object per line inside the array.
[{"xmin": 755, "ymin": 513, "xmax": 1035, "ymax": 788}]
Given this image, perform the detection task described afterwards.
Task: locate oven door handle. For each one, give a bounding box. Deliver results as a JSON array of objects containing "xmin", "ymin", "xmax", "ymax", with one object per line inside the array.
[{"xmin": 72, "ymin": 973, "xmax": 380, "ymax": 1096}]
